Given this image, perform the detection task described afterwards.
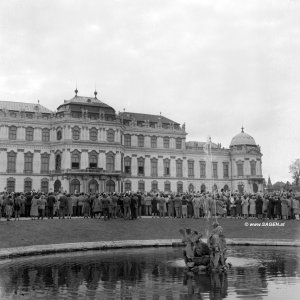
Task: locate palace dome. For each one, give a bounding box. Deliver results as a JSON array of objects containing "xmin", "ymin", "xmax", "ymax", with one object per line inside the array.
[{"xmin": 230, "ymin": 129, "xmax": 256, "ymax": 147}]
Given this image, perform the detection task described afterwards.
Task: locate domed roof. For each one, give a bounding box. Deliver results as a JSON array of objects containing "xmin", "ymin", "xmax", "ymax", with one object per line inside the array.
[{"xmin": 230, "ymin": 128, "xmax": 256, "ymax": 147}]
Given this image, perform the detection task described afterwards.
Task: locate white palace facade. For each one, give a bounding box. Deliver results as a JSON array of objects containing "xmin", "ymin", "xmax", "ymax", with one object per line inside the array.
[{"xmin": 0, "ymin": 90, "xmax": 264, "ymax": 194}]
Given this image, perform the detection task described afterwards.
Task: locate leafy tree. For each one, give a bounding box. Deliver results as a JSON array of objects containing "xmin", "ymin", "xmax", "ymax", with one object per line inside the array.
[{"xmin": 289, "ymin": 159, "xmax": 300, "ymax": 186}]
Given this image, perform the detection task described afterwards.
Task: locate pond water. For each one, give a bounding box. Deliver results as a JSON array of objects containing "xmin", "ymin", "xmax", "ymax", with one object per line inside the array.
[{"xmin": 0, "ymin": 246, "xmax": 299, "ymax": 299}]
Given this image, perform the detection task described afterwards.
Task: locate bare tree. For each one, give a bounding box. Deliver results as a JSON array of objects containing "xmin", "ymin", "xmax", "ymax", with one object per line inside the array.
[{"xmin": 289, "ymin": 159, "xmax": 300, "ymax": 186}]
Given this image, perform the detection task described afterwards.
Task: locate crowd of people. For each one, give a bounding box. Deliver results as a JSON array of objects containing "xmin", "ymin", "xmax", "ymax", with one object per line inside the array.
[{"xmin": 0, "ymin": 189, "xmax": 300, "ymax": 222}]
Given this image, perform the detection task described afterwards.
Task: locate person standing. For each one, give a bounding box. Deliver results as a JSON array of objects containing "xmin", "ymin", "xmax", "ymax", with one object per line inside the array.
[
  {"xmin": 66, "ymin": 194, "xmax": 73, "ymax": 219},
  {"xmin": 13, "ymin": 193, "xmax": 22, "ymax": 221},
  {"xmin": 38, "ymin": 194, "xmax": 47, "ymax": 220},
  {"xmin": 249, "ymin": 195, "xmax": 256, "ymax": 218},
  {"xmin": 92, "ymin": 194, "xmax": 101, "ymax": 219},
  {"xmin": 30, "ymin": 195, "xmax": 39, "ymax": 220},
  {"xmin": 241, "ymin": 196, "xmax": 249, "ymax": 219},
  {"xmin": 145, "ymin": 193, "xmax": 152, "ymax": 216},
  {"xmin": 255, "ymin": 195, "xmax": 263, "ymax": 219},
  {"xmin": 158, "ymin": 194, "xmax": 165, "ymax": 218},
  {"xmin": 47, "ymin": 193, "xmax": 55, "ymax": 219},
  {"xmin": 59, "ymin": 193, "xmax": 67, "ymax": 219}
]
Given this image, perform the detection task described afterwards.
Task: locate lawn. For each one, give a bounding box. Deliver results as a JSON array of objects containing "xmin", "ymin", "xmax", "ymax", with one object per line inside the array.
[{"xmin": 0, "ymin": 217, "xmax": 299, "ymax": 249}]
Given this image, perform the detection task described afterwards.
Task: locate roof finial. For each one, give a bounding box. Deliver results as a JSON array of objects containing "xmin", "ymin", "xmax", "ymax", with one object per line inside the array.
[
  {"xmin": 94, "ymin": 89, "xmax": 98, "ymax": 98},
  {"xmin": 74, "ymin": 82, "xmax": 78, "ymax": 97},
  {"xmin": 241, "ymin": 124, "xmax": 244, "ymax": 133},
  {"xmin": 37, "ymin": 100, "xmax": 40, "ymax": 104}
]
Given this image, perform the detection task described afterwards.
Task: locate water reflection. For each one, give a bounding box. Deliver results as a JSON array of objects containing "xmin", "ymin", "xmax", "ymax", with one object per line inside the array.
[{"xmin": 0, "ymin": 246, "xmax": 299, "ymax": 299}]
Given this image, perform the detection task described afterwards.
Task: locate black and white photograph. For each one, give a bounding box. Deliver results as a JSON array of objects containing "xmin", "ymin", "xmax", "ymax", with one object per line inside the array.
[{"xmin": 0, "ymin": 0, "xmax": 300, "ymax": 299}]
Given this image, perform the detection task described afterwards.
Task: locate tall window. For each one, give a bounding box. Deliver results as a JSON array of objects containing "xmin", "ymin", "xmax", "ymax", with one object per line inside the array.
[
  {"xmin": 125, "ymin": 180, "xmax": 131, "ymax": 192},
  {"xmin": 176, "ymin": 138, "xmax": 182, "ymax": 149},
  {"xmin": 41, "ymin": 179, "xmax": 49, "ymax": 193},
  {"xmin": 177, "ymin": 182, "xmax": 183, "ymax": 193},
  {"xmin": 106, "ymin": 153, "xmax": 115, "ymax": 172},
  {"xmin": 163, "ymin": 137, "xmax": 170, "ymax": 148},
  {"xmin": 124, "ymin": 134, "xmax": 131, "ymax": 147},
  {"xmin": 41, "ymin": 153, "xmax": 50, "ymax": 173},
  {"xmin": 24, "ymin": 178, "xmax": 32, "ymax": 193},
  {"xmin": 223, "ymin": 162, "xmax": 229, "ymax": 178},
  {"xmin": 124, "ymin": 157, "xmax": 131, "ymax": 175},
  {"xmin": 164, "ymin": 159, "xmax": 170, "ymax": 176},
  {"xmin": 213, "ymin": 162, "xmax": 218, "ymax": 178},
  {"xmin": 151, "ymin": 181, "xmax": 158, "ymax": 192},
  {"xmin": 89, "ymin": 151, "xmax": 98, "ymax": 168},
  {"xmin": 55, "ymin": 154, "xmax": 61, "ymax": 171},
  {"xmin": 42, "ymin": 128, "xmax": 50, "ymax": 142},
  {"xmin": 71, "ymin": 151, "xmax": 80, "ymax": 169},
  {"xmin": 25, "ymin": 127, "xmax": 34, "ymax": 141},
  {"xmin": 24, "ymin": 152, "xmax": 33, "ymax": 173},
  {"xmin": 7, "ymin": 151, "xmax": 16, "ymax": 172},
  {"xmin": 89, "ymin": 127, "xmax": 98, "ymax": 141},
  {"xmin": 151, "ymin": 136, "xmax": 157, "ymax": 148},
  {"xmin": 57, "ymin": 129, "xmax": 62, "ymax": 140},
  {"xmin": 237, "ymin": 162, "xmax": 244, "ymax": 177},
  {"xmin": 138, "ymin": 158, "xmax": 144, "ymax": 176},
  {"xmin": 188, "ymin": 160, "xmax": 194, "ymax": 177},
  {"xmin": 138, "ymin": 180, "xmax": 145, "ymax": 192},
  {"xmin": 7, "ymin": 178, "xmax": 15, "ymax": 193},
  {"xmin": 107, "ymin": 129, "xmax": 115, "ymax": 142},
  {"xmin": 250, "ymin": 160, "xmax": 256, "ymax": 176},
  {"xmin": 138, "ymin": 135, "xmax": 144, "ymax": 147},
  {"xmin": 200, "ymin": 161, "xmax": 206, "ymax": 178},
  {"xmin": 151, "ymin": 158, "xmax": 158, "ymax": 177},
  {"xmin": 9, "ymin": 126, "xmax": 17, "ymax": 140},
  {"xmin": 164, "ymin": 181, "xmax": 171, "ymax": 192},
  {"xmin": 72, "ymin": 126, "xmax": 80, "ymax": 140},
  {"xmin": 176, "ymin": 160, "xmax": 183, "ymax": 177},
  {"xmin": 188, "ymin": 183, "xmax": 194, "ymax": 192}
]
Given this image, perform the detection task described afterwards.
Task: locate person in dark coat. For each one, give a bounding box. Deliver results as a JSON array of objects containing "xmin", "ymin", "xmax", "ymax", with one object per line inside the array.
[
  {"xmin": 130, "ymin": 194, "xmax": 138, "ymax": 220},
  {"xmin": 151, "ymin": 195, "xmax": 158, "ymax": 218},
  {"xmin": 255, "ymin": 195, "xmax": 263, "ymax": 219}
]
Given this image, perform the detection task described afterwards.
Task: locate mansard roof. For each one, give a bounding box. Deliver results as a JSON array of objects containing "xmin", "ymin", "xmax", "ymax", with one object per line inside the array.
[
  {"xmin": 119, "ymin": 112, "xmax": 179, "ymax": 125},
  {"xmin": 0, "ymin": 100, "xmax": 53, "ymax": 114}
]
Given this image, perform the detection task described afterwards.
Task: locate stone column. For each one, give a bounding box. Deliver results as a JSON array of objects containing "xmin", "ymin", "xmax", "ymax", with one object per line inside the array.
[
  {"xmin": 115, "ymin": 151, "xmax": 121, "ymax": 171},
  {"xmin": 158, "ymin": 156, "xmax": 163, "ymax": 177},
  {"xmin": 18, "ymin": 127, "xmax": 26, "ymax": 140},
  {"xmin": 16, "ymin": 149, "xmax": 24, "ymax": 173},
  {"xmin": 0, "ymin": 149, "xmax": 7, "ymax": 173},
  {"xmin": 145, "ymin": 155, "xmax": 151, "ymax": 177},
  {"xmin": 170, "ymin": 157, "xmax": 176, "ymax": 178},
  {"xmin": 49, "ymin": 151, "xmax": 55, "ymax": 171},
  {"xmin": 99, "ymin": 151, "xmax": 106, "ymax": 169},
  {"xmin": 131, "ymin": 155, "xmax": 137, "ymax": 176},
  {"xmin": 64, "ymin": 149, "xmax": 71, "ymax": 170},
  {"xmin": 81, "ymin": 150, "xmax": 89, "ymax": 169},
  {"xmin": 33, "ymin": 150, "xmax": 41, "ymax": 173},
  {"xmin": 183, "ymin": 157, "xmax": 188, "ymax": 178},
  {"xmin": 34, "ymin": 127, "xmax": 41, "ymax": 141}
]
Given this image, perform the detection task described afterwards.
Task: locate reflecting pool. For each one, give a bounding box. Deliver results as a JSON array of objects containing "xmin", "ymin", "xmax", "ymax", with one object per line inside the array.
[{"xmin": 0, "ymin": 246, "xmax": 299, "ymax": 299}]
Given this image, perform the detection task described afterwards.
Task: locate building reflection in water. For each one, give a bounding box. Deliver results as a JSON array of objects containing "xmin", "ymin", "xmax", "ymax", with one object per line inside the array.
[{"xmin": 0, "ymin": 247, "xmax": 299, "ymax": 299}]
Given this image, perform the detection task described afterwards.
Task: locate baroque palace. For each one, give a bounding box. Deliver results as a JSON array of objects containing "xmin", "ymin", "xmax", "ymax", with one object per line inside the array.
[{"xmin": 0, "ymin": 90, "xmax": 264, "ymax": 194}]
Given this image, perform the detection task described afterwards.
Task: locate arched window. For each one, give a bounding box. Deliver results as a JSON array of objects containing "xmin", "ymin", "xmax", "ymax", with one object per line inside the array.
[
  {"xmin": 6, "ymin": 177, "xmax": 15, "ymax": 193},
  {"xmin": 176, "ymin": 159, "xmax": 183, "ymax": 177},
  {"xmin": 124, "ymin": 180, "xmax": 131, "ymax": 192},
  {"xmin": 25, "ymin": 127, "xmax": 34, "ymax": 141},
  {"xmin": 7, "ymin": 151, "xmax": 16, "ymax": 172},
  {"xmin": 250, "ymin": 160, "xmax": 256, "ymax": 176},
  {"xmin": 107, "ymin": 129, "xmax": 115, "ymax": 142},
  {"xmin": 72, "ymin": 126, "xmax": 80, "ymax": 140},
  {"xmin": 55, "ymin": 154, "xmax": 61, "ymax": 171},
  {"xmin": 151, "ymin": 158, "xmax": 158, "ymax": 177},
  {"xmin": 70, "ymin": 179, "xmax": 80, "ymax": 194},
  {"xmin": 106, "ymin": 152, "xmax": 115, "ymax": 172},
  {"xmin": 163, "ymin": 136, "xmax": 170, "ymax": 148},
  {"xmin": 41, "ymin": 153, "xmax": 50, "ymax": 173},
  {"xmin": 138, "ymin": 180, "xmax": 145, "ymax": 192},
  {"xmin": 89, "ymin": 127, "xmax": 98, "ymax": 141},
  {"xmin": 24, "ymin": 152, "xmax": 33, "ymax": 173},
  {"xmin": 201, "ymin": 184, "xmax": 206, "ymax": 193},
  {"xmin": 42, "ymin": 128, "xmax": 50, "ymax": 142},
  {"xmin": 164, "ymin": 158, "xmax": 170, "ymax": 176},
  {"xmin": 24, "ymin": 177, "xmax": 32, "ymax": 193},
  {"xmin": 138, "ymin": 157, "xmax": 144, "ymax": 176},
  {"xmin": 89, "ymin": 179, "xmax": 99, "ymax": 193},
  {"xmin": 71, "ymin": 150, "xmax": 81, "ymax": 169},
  {"xmin": 164, "ymin": 181, "xmax": 171, "ymax": 192},
  {"xmin": 9, "ymin": 126, "xmax": 17, "ymax": 140},
  {"xmin": 54, "ymin": 180, "xmax": 61, "ymax": 193},
  {"xmin": 212, "ymin": 184, "xmax": 218, "ymax": 192},
  {"xmin": 124, "ymin": 157, "xmax": 131, "ymax": 175},
  {"xmin": 89, "ymin": 151, "xmax": 98, "ymax": 168},
  {"xmin": 151, "ymin": 180, "xmax": 158, "ymax": 192},
  {"xmin": 56, "ymin": 129, "xmax": 62, "ymax": 140},
  {"xmin": 188, "ymin": 183, "xmax": 194, "ymax": 192},
  {"xmin": 41, "ymin": 178, "xmax": 49, "ymax": 193},
  {"xmin": 106, "ymin": 180, "xmax": 115, "ymax": 192},
  {"xmin": 177, "ymin": 181, "xmax": 183, "ymax": 193}
]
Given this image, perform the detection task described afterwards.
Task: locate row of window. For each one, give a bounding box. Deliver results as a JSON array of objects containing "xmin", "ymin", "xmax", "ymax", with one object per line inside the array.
[
  {"xmin": 6, "ymin": 177, "xmax": 49, "ymax": 193},
  {"xmin": 124, "ymin": 135, "xmax": 182, "ymax": 149}
]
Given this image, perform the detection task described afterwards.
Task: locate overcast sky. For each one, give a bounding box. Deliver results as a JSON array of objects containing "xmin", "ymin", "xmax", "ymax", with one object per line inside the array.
[{"xmin": 0, "ymin": 0, "xmax": 300, "ymax": 183}]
